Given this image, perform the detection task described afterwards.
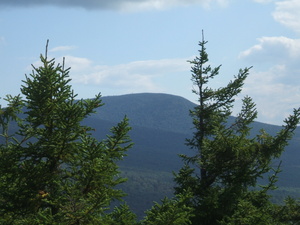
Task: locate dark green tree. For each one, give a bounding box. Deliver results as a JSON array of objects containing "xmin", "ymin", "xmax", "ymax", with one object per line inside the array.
[
  {"xmin": 174, "ymin": 32, "xmax": 300, "ymax": 224},
  {"xmin": 106, "ymin": 203, "xmax": 138, "ymax": 225},
  {"xmin": 274, "ymin": 197, "xmax": 300, "ymax": 224},
  {"xmin": 0, "ymin": 42, "xmax": 134, "ymax": 224},
  {"xmin": 142, "ymin": 193, "xmax": 194, "ymax": 225}
]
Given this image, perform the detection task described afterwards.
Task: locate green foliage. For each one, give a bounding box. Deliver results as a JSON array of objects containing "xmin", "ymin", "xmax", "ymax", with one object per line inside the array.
[
  {"xmin": 220, "ymin": 193, "xmax": 276, "ymax": 225},
  {"xmin": 142, "ymin": 193, "xmax": 194, "ymax": 225},
  {"xmin": 0, "ymin": 43, "xmax": 134, "ymax": 224},
  {"xmin": 107, "ymin": 203, "xmax": 138, "ymax": 225},
  {"xmin": 174, "ymin": 32, "xmax": 300, "ymax": 224},
  {"xmin": 273, "ymin": 197, "xmax": 300, "ymax": 224},
  {"xmin": 222, "ymin": 194, "xmax": 300, "ymax": 225}
]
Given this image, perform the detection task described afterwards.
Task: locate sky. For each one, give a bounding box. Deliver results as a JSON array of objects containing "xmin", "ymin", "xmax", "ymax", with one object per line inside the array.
[{"xmin": 0, "ymin": 0, "xmax": 300, "ymax": 125}]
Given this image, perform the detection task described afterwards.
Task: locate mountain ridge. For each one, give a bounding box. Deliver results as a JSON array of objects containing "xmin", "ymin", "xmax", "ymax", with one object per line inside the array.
[
  {"xmin": 95, "ymin": 92, "xmax": 295, "ymax": 136},
  {"xmin": 93, "ymin": 93, "xmax": 195, "ymax": 134}
]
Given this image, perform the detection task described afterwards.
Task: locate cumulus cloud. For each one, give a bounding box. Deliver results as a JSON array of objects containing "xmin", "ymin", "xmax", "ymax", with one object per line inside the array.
[
  {"xmin": 0, "ymin": 0, "xmax": 228, "ymax": 11},
  {"xmin": 26, "ymin": 55, "xmax": 92, "ymax": 73},
  {"xmin": 63, "ymin": 56, "xmax": 190, "ymax": 93},
  {"xmin": 239, "ymin": 36, "xmax": 300, "ymax": 125},
  {"xmin": 62, "ymin": 55, "xmax": 93, "ymax": 72},
  {"xmin": 239, "ymin": 36, "xmax": 300, "ymax": 67},
  {"xmin": 252, "ymin": 0, "xmax": 274, "ymax": 4},
  {"xmin": 242, "ymin": 66, "xmax": 300, "ymax": 125},
  {"xmin": 49, "ymin": 45, "xmax": 76, "ymax": 52},
  {"xmin": 273, "ymin": 0, "xmax": 300, "ymax": 33}
]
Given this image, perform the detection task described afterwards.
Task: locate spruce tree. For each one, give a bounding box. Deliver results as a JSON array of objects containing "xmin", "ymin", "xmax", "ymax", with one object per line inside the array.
[
  {"xmin": 0, "ymin": 42, "xmax": 134, "ymax": 224},
  {"xmin": 174, "ymin": 32, "xmax": 300, "ymax": 224},
  {"xmin": 142, "ymin": 193, "xmax": 194, "ymax": 225}
]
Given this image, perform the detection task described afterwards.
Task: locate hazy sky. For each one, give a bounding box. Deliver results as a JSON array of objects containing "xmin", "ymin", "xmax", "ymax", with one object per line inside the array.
[{"xmin": 0, "ymin": 0, "xmax": 299, "ymax": 125}]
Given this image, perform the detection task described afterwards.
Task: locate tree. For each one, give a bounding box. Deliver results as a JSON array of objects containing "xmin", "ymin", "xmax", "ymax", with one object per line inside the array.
[
  {"xmin": 106, "ymin": 203, "xmax": 138, "ymax": 225},
  {"xmin": 0, "ymin": 42, "xmax": 134, "ymax": 224},
  {"xmin": 174, "ymin": 32, "xmax": 300, "ymax": 224},
  {"xmin": 142, "ymin": 193, "xmax": 194, "ymax": 225},
  {"xmin": 274, "ymin": 197, "xmax": 300, "ymax": 224}
]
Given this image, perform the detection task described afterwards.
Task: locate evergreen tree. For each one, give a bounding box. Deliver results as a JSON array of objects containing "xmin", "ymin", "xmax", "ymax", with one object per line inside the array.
[
  {"xmin": 142, "ymin": 193, "xmax": 194, "ymax": 225},
  {"xmin": 0, "ymin": 42, "xmax": 134, "ymax": 224},
  {"xmin": 106, "ymin": 203, "xmax": 138, "ymax": 225},
  {"xmin": 274, "ymin": 197, "xmax": 300, "ymax": 224},
  {"xmin": 174, "ymin": 32, "xmax": 300, "ymax": 224}
]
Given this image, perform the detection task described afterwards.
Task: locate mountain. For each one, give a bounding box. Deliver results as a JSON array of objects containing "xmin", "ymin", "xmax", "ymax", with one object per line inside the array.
[
  {"xmin": 92, "ymin": 93, "xmax": 195, "ymax": 134},
  {"xmin": 82, "ymin": 93, "xmax": 300, "ymax": 218}
]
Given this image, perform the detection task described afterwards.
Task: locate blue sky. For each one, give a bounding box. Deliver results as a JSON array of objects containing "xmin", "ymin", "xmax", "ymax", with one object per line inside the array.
[{"xmin": 0, "ymin": 0, "xmax": 300, "ymax": 125}]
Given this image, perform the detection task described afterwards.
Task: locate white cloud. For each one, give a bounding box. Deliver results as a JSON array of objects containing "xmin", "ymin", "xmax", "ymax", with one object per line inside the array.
[
  {"xmin": 62, "ymin": 55, "xmax": 92, "ymax": 72},
  {"xmin": 242, "ymin": 66, "xmax": 300, "ymax": 125},
  {"xmin": 66, "ymin": 57, "xmax": 190, "ymax": 93},
  {"xmin": 27, "ymin": 54, "xmax": 191, "ymax": 94},
  {"xmin": 239, "ymin": 36, "xmax": 300, "ymax": 65},
  {"xmin": 26, "ymin": 55, "xmax": 92, "ymax": 74},
  {"xmin": 26, "ymin": 56, "xmax": 191, "ymax": 95},
  {"xmin": 239, "ymin": 36, "xmax": 300, "ymax": 125},
  {"xmin": 273, "ymin": 0, "xmax": 300, "ymax": 33},
  {"xmin": 121, "ymin": 0, "xmax": 229, "ymax": 11},
  {"xmin": 49, "ymin": 46, "xmax": 76, "ymax": 52},
  {"xmin": 252, "ymin": 0, "xmax": 274, "ymax": 4}
]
